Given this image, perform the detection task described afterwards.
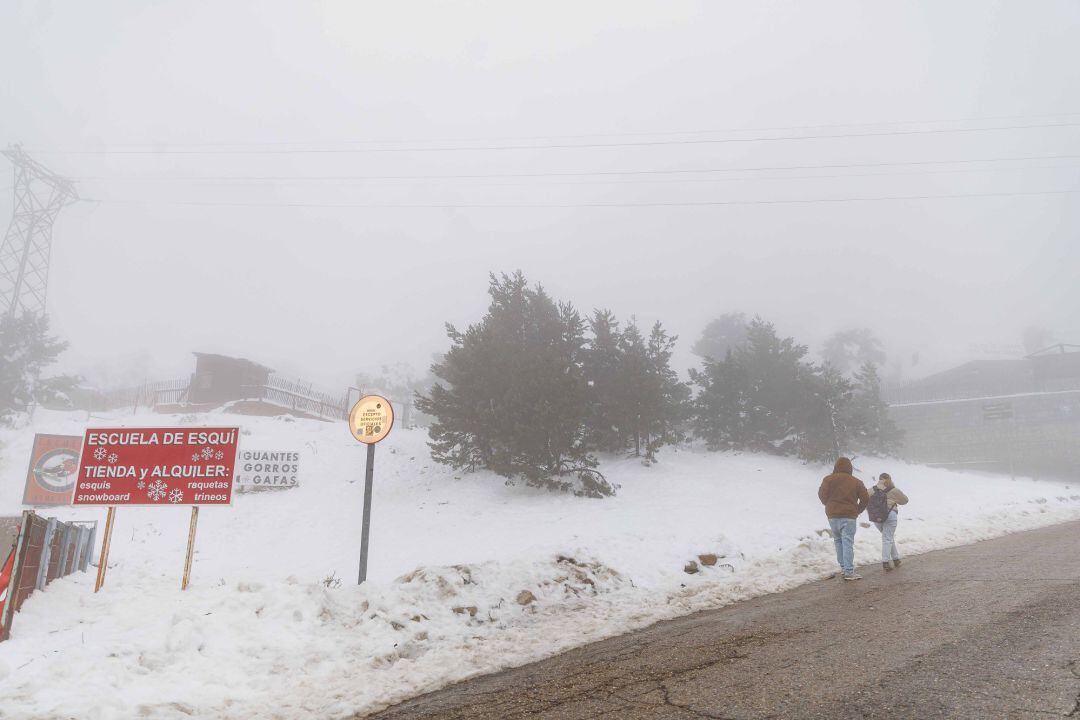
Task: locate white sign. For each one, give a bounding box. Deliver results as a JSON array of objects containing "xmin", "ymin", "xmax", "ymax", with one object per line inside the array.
[{"xmin": 235, "ymin": 449, "xmax": 300, "ymax": 489}]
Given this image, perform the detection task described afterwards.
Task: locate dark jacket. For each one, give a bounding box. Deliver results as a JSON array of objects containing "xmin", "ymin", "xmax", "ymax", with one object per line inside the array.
[{"xmin": 818, "ymin": 457, "xmax": 870, "ymax": 519}]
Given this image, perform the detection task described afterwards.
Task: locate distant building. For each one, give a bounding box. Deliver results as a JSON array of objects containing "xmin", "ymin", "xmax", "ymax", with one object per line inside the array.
[
  {"xmin": 886, "ymin": 345, "xmax": 1080, "ymax": 478},
  {"xmin": 188, "ymin": 352, "xmax": 274, "ymax": 406},
  {"xmin": 150, "ymin": 352, "xmax": 348, "ymax": 422}
]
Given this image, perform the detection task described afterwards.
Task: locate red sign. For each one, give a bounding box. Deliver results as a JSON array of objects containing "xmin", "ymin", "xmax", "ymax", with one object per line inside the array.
[
  {"xmin": 73, "ymin": 427, "xmax": 239, "ymax": 506},
  {"xmin": 23, "ymin": 434, "xmax": 83, "ymax": 506}
]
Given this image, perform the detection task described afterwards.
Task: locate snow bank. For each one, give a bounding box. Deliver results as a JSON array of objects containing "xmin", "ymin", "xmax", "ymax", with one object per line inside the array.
[{"xmin": 1, "ymin": 409, "xmax": 1077, "ymax": 719}]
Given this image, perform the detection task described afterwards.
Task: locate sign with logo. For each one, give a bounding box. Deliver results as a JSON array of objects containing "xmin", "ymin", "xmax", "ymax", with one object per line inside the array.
[
  {"xmin": 23, "ymin": 434, "xmax": 83, "ymax": 506},
  {"xmin": 349, "ymin": 395, "xmax": 394, "ymax": 444},
  {"xmin": 983, "ymin": 402, "xmax": 1014, "ymax": 421},
  {"xmin": 73, "ymin": 427, "xmax": 239, "ymax": 506},
  {"xmin": 235, "ymin": 449, "xmax": 300, "ymax": 489}
]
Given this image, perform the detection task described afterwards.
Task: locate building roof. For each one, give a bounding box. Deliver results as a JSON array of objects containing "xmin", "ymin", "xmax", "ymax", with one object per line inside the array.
[
  {"xmin": 887, "ymin": 345, "xmax": 1080, "ymax": 404},
  {"xmin": 1027, "ymin": 343, "xmax": 1080, "ymax": 358},
  {"xmin": 192, "ymin": 352, "xmax": 274, "ymax": 375},
  {"xmin": 894, "ymin": 359, "xmax": 1033, "ymax": 401}
]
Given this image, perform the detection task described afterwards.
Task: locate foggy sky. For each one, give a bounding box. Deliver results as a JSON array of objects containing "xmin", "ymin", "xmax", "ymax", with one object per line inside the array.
[{"xmin": 1, "ymin": 1, "xmax": 1078, "ymax": 391}]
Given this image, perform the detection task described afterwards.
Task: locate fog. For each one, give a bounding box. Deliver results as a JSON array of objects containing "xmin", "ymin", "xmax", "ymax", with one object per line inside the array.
[{"xmin": 2, "ymin": 0, "xmax": 1078, "ymax": 389}]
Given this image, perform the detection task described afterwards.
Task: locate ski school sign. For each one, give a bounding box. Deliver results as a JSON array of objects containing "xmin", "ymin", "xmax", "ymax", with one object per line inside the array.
[
  {"xmin": 73, "ymin": 428, "xmax": 239, "ymax": 506},
  {"xmin": 73, "ymin": 427, "xmax": 241, "ymax": 593}
]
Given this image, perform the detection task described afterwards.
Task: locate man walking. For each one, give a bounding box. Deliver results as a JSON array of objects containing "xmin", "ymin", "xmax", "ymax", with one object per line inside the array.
[{"xmin": 818, "ymin": 457, "xmax": 870, "ymax": 580}]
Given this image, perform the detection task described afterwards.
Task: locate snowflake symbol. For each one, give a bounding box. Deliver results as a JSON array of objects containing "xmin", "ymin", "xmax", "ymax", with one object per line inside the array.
[
  {"xmin": 137, "ymin": 481, "xmax": 146, "ymax": 490},
  {"xmin": 147, "ymin": 479, "xmax": 168, "ymax": 502},
  {"xmin": 168, "ymin": 489, "xmax": 184, "ymax": 504},
  {"xmin": 214, "ymin": 450, "xmax": 224, "ymax": 460},
  {"xmin": 191, "ymin": 453, "xmax": 201, "ymax": 462},
  {"xmin": 201, "ymin": 447, "xmax": 215, "ymax": 460},
  {"xmin": 107, "ymin": 453, "xmax": 119, "ymax": 464},
  {"xmin": 93, "ymin": 447, "xmax": 107, "ymax": 461}
]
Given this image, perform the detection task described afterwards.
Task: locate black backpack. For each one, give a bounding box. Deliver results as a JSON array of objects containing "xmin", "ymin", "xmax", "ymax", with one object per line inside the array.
[{"xmin": 867, "ymin": 487, "xmax": 890, "ymax": 523}]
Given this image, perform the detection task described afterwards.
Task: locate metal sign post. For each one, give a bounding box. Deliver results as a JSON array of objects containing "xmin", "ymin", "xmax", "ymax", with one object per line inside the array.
[
  {"xmin": 358, "ymin": 444, "xmax": 376, "ymax": 584},
  {"xmin": 348, "ymin": 395, "xmax": 394, "ymax": 585}
]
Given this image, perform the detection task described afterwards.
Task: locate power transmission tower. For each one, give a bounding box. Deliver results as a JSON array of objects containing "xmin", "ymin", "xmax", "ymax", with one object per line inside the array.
[{"xmin": 0, "ymin": 144, "xmax": 79, "ymax": 317}]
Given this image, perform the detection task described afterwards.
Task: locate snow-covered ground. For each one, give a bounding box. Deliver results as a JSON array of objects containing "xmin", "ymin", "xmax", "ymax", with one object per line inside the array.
[{"xmin": 1, "ymin": 409, "xmax": 1078, "ymax": 719}]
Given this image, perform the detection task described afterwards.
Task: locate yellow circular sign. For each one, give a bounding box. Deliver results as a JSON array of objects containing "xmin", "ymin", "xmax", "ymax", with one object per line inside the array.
[{"xmin": 349, "ymin": 395, "xmax": 394, "ymax": 444}]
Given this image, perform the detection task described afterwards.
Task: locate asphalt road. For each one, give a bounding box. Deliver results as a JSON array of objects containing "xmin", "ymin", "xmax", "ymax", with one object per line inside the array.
[{"xmin": 366, "ymin": 520, "xmax": 1080, "ymax": 720}]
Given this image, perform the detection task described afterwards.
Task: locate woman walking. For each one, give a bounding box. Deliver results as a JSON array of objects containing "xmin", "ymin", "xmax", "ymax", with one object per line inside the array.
[{"xmin": 868, "ymin": 472, "xmax": 908, "ymax": 571}]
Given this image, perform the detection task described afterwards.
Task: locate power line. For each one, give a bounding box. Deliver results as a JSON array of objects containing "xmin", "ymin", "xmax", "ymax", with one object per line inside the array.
[
  {"xmin": 92, "ymin": 188, "xmax": 1080, "ymax": 210},
  {"xmin": 28, "ymin": 110, "xmax": 1080, "ymax": 150},
  {"xmin": 36, "ymin": 122, "xmax": 1080, "ymax": 156},
  {"xmin": 73, "ymin": 163, "xmax": 1080, "ymax": 189},
  {"xmin": 69, "ymin": 153, "xmax": 1080, "ymax": 184}
]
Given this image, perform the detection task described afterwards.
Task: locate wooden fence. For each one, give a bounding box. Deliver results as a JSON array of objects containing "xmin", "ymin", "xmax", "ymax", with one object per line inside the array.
[{"xmin": 101, "ymin": 378, "xmax": 190, "ymax": 411}]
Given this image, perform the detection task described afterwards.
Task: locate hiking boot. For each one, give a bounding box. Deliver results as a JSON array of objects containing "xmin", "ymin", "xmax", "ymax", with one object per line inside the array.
[
  {"xmin": 883, "ymin": 561, "xmax": 894, "ymax": 572},
  {"xmin": 893, "ymin": 558, "xmax": 901, "ymax": 568},
  {"xmin": 843, "ymin": 573, "xmax": 863, "ymax": 581}
]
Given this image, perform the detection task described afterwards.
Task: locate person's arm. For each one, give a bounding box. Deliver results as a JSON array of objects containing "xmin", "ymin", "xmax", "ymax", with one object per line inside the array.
[
  {"xmin": 856, "ymin": 482, "xmax": 870, "ymax": 514},
  {"xmin": 891, "ymin": 488, "xmax": 909, "ymax": 505},
  {"xmin": 818, "ymin": 477, "xmax": 831, "ymax": 505}
]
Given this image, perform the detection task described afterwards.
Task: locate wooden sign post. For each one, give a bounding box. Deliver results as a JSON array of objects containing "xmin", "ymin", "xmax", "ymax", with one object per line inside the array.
[
  {"xmin": 348, "ymin": 395, "xmax": 394, "ymax": 585},
  {"xmin": 93, "ymin": 506, "xmax": 116, "ymax": 593},
  {"xmin": 181, "ymin": 506, "xmax": 200, "ymax": 590}
]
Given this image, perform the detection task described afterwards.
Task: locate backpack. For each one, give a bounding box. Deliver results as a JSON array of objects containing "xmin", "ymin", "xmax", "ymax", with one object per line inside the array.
[{"xmin": 867, "ymin": 487, "xmax": 891, "ymax": 523}]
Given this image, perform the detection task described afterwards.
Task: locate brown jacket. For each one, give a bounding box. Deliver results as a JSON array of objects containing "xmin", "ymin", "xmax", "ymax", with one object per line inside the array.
[{"xmin": 818, "ymin": 457, "xmax": 870, "ymax": 519}]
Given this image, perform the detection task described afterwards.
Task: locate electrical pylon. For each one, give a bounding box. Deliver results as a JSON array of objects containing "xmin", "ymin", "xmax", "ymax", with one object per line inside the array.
[{"xmin": 0, "ymin": 144, "xmax": 79, "ymax": 317}]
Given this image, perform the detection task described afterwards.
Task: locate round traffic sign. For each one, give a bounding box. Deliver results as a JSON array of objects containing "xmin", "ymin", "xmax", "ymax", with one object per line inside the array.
[{"xmin": 349, "ymin": 395, "xmax": 394, "ymax": 444}]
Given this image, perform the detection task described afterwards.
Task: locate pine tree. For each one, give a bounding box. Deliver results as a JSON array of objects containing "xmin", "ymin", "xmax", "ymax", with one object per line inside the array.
[
  {"xmin": 693, "ymin": 317, "xmax": 858, "ymax": 463},
  {"xmin": 844, "ymin": 361, "xmax": 903, "ymax": 456},
  {"xmin": 821, "ymin": 328, "xmax": 887, "ymax": 376},
  {"xmin": 690, "ymin": 349, "xmax": 749, "ymax": 451},
  {"xmin": 416, "ymin": 272, "xmax": 611, "ymax": 496},
  {"xmin": 582, "ymin": 309, "xmax": 624, "ymax": 453},
  {"xmin": 736, "ymin": 318, "xmax": 809, "ymax": 455},
  {"xmin": 794, "ymin": 362, "xmax": 854, "ymax": 463},
  {"xmin": 1, "ymin": 312, "xmax": 76, "ymax": 425},
  {"xmin": 641, "ymin": 321, "xmax": 690, "ymax": 460},
  {"xmin": 615, "ymin": 319, "xmax": 650, "ymax": 456},
  {"xmin": 584, "ymin": 315, "xmax": 688, "ymax": 461},
  {"xmin": 691, "ymin": 312, "xmax": 748, "ymax": 360}
]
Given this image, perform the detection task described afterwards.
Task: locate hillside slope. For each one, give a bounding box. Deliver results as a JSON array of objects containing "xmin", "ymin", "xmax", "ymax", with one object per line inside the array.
[{"xmin": 1, "ymin": 409, "xmax": 1078, "ymax": 719}]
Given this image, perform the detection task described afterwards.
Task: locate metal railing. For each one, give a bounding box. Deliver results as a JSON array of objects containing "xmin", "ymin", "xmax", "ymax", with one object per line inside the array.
[
  {"xmin": 884, "ymin": 377, "xmax": 1080, "ymax": 406},
  {"xmin": 255, "ymin": 377, "xmax": 350, "ymax": 420},
  {"xmin": 97, "ymin": 375, "xmax": 348, "ymax": 421},
  {"xmin": 1, "ymin": 513, "xmax": 95, "ymax": 642}
]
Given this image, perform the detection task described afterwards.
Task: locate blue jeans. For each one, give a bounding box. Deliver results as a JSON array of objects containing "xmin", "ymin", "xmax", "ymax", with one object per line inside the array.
[
  {"xmin": 874, "ymin": 510, "xmax": 900, "ymax": 563},
  {"xmin": 829, "ymin": 517, "xmax": 857, "ymax": 576}
]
